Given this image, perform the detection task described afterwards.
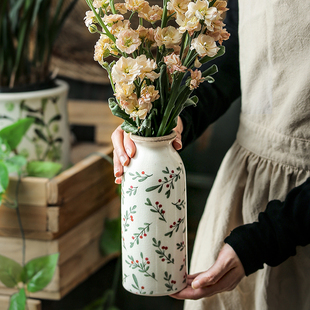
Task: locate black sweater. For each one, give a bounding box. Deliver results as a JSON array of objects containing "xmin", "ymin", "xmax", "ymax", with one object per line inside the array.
[{"xmin": 180, "ymin": 0, "xmax": 310, "ymax": 276}]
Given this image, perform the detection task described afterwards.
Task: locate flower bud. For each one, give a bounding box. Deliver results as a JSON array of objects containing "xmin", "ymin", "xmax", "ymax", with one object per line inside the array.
[{"xmin": 88, "ymin": 24, "xmax": 98, "ymax": 33}]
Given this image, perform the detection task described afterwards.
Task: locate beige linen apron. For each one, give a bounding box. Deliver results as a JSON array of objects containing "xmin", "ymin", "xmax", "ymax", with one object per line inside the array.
[{"xmin": 185, "ymin": 1, "xmax": 310, "ymax": 309}]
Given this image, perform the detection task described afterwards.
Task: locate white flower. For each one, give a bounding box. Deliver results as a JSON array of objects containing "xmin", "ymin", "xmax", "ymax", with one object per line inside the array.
[
  {"xmin": 93, "ymin": 0, "xmax": 109, "ymax": 8},
  {"xmin": 112, "ymin": 57, "xmax": 142, "ymax": 84},
  {"xmin": 94, "ymin": 34, "xmax": 117, "ymax": 63},
  {"xmin": 164, "ymin": 53, "xmax": 187, "ymax": 74},
  {"xmin": 116, "ymin": 29, "xmax": 141, "ymax": 54},
  {"xmin": 190, "ymin": 34, "xmax": 219, "ymax": 57},
  {"xmin": 154, "ymin": 26, "xmax": 182, "ymax": 48},
  {"xmin": 167, "ymin": 0, "xmax": 191, "ymax": 16},
  {"xmin": 103, "ymin": 14, "xmax": 124, "ymax": 25},
  {"xmin": 136, "ymin": 55, "xmax": 160, "ymax": 81},
  {"xmin": 84, "ymin": 10, "xmax": 97, "ymax": 27},
  {"xmin": 176, "ymin": 14, "xmax": 201, "ymax": 35}
]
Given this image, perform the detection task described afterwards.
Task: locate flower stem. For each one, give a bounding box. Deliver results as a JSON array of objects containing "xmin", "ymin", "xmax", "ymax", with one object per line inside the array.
[{"xmin": 15, "ymin": 175, "xmax": 25, "ymax": 266}]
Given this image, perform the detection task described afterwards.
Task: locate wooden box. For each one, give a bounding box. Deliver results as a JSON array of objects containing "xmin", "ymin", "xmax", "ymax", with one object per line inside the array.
[
  {"xmin": 0, "ymin": 145, "xmax": 117, "ymax": 240},
  {"xmin": 0, "ymin": 197, "xmax": 120, "ymax": 300}
]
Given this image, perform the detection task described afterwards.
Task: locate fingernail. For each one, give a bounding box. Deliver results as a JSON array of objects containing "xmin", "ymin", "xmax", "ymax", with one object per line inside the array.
[
  {"xmin": 114, "ymin": 169, "xmax": 120, "ymax": 177},
  {"xmin": 192, "ymin": 280, "xmax": 198, "ymax": 289},
  {"xmin": 126, "ymin": 148, "xmax": 132, "ymax": 158},
  {"xmin": 175, "ymin": 138, "xmax": 182, "ymax": 150},
  {"xmin": 120, "ymin": 155, "xmax": 126, "ymax": 166}
]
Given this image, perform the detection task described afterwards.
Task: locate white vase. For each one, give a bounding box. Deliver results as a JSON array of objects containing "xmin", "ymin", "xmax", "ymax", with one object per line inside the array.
[
  {"xmin": 121, "ymin": 132, "xmax": 188, "ymax": 296},
  {"xmin": 0, "ymin": 80, "xmax": 71, "ymax": 169}
]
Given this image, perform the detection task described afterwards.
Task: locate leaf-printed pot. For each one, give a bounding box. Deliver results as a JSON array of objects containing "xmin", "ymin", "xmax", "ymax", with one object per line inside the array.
[
  {"xmin": 0, "ymin": 80, "xmax": 71, "ymax": 168},
  {"xmin": 121, "ymin": 132, "xmax": 187, "ymax": 296}
]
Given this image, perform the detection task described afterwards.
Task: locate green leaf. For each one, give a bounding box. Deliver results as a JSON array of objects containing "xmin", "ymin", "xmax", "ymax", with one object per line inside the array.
[
  {"xmin": 0, "ymin": 255, "xmax": 22, "ymax": 288},
  {"xmin": 9, "ymin": 288, "xmax": 26, "ymax": 310},
  {"xmin": 100, "ymin": 217, "xmax": 121, "ymax": 255},
  {"xmin": 26, "ymin": 161, "xmax": 62, "ymax": 178},
  {"xmin": 5, "ymin": 155, "xmax": 27, "ymax": 173},
  {"xmin": 34, "ymin": 128, "xmax": 48, "ymax": 142},
  {"xmin": 0, "ymin": 118, "xmax": 34, "ymax": 150},
  {"xmin": 23, "ymin": 253, "xmax": 59, "ymax": 293},
  {"xmin": 201, "ymin": 64, "xmax": 218, "ymax": 78},
  {"xmin": 0, "ymin": 162, "xmax": 9, "ymax": 194},
  {"xmin": 120, "ymin": 121, "xmax": 138, "ymax": 134},
  {"xmin": 108, "ymin": 97, "xmax": 136, "ymax": 126},
  {"xmin": 48, "ymin": 114, "xmax": 61, "ymax": 125}
]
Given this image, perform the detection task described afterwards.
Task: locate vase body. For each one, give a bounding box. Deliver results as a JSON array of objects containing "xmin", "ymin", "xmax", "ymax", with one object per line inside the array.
[
  {"xmin": 0, "ymin": 80, "xmax": 71, "ymax": 169},
  {"xmin": 121, "ymin": 132, "xmax": 188, "ymax": 296}
]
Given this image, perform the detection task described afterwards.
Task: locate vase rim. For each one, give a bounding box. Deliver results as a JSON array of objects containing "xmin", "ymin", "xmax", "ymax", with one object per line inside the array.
[
  {"xmin": 0, "ymin": 79, "xmax": 68, "ymax": 100},
  {"xmin": 130, "ymin": 131, "xmax": 177, "ymax": 143}
]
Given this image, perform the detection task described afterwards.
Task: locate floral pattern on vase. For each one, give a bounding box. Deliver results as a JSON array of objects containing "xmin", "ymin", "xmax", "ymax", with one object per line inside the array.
[
  {"xmin": 121, "ymin": 132, "xmax": 187, "ymax": 296},
  {"xmin": 0, "ymin": 80, "xmax": 71, "ymax": 168}
]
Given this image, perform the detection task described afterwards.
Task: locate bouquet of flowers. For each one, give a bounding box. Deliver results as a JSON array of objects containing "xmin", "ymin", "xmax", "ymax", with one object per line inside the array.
[{"xmin": 85, "ymin": 0, "xmax": 229, "ymax": 137}]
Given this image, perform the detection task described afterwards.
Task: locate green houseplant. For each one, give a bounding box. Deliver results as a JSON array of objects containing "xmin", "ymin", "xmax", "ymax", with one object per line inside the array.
[
  {"xmin": 0, "ymin": 0, "xmax": 78, "ymax": 168},
  {"xmin": 0, "ymin": 119, "xmax": 61, "ymax": 310}
]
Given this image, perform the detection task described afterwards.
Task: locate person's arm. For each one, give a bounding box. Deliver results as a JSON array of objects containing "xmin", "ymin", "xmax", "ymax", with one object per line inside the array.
[
  {"xmin": 181, "ymin": 0, "xmax": 240, "ymax": 148},
  {"xmin": 171, "ymin": 177, "xmax": 310, "ymax": 300},
  {"xmin": 225, "ymin": 177, "xmax": 310, "ymax": 276}
]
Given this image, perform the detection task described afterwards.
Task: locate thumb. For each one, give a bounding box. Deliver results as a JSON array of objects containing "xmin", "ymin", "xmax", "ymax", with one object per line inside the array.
[{"xmin": 192, "ymin": 247, "xmax": 234, "ymax": 289}]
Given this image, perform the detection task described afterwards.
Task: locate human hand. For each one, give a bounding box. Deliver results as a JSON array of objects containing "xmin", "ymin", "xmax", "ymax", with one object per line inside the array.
[
  {"xmin": 111, "ymin": 117, "xmax": 183, "ymax": 184},
  {"xmin": 170, "ymin": 244, "xmax": 245, "ymax": 300}
]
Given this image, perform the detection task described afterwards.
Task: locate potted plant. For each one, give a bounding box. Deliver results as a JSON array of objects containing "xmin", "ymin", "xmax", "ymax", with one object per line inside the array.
[{"xmin": 0, "ymin": 0, "xmax": 78, "ymax": 169}]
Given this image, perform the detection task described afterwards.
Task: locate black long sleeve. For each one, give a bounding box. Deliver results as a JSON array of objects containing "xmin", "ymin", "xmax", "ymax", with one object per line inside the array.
[
  {"xmin": 224, "ymin": 178, "xmax": 310, "ymax": 276},
  {"xmin": 180, "ymin": 0, "xmax": 241, "ymax": 148}
]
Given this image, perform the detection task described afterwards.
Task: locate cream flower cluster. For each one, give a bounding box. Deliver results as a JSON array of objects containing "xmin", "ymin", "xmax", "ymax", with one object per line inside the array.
[
  {"xmin": 85, "ymin": 0, "xmax": 229, "ymax": 125},
  {"xmin": 111, "ymin": 56, "xmax": 160, "ymax": 119}
]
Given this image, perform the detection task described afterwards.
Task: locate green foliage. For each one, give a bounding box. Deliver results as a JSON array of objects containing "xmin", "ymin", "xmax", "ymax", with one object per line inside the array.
[
  {"xmin": 22, "ymin": 253, "xmax": 59, "ymax": 292},
  {"xmin": 100, "ymin": 218, "xmax": 121, "ymax": 255},
  {"xmin": 0, "ymin": 254, "xmax": 59, "ymax": 294},
  {"xmin": 0, "ymin": 255, "xmax": 23, "ymax": 288},
  {"xmin": 9, "ymin": 288, "xmax": 26, "ymax": 310},
  {"xmin": 26, "ymin": 161, "xmax": 62, "ymax": 178},
  {"xmin": 0, "ymin": 118, "xmax": 34, "ymax": 150},
  {"xmin": 0, "ymin": 0, "xmax": 78, "ymax": 88}
]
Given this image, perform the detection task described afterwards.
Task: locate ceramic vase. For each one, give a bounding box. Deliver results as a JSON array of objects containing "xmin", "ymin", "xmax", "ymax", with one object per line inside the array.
[
  {"xmin": 0, "ymin": 80, "xmax": 71, "ymax": 169},
  {"xmin": 121, "ymin": 132, "xmax": 188, "ymax": 296}
]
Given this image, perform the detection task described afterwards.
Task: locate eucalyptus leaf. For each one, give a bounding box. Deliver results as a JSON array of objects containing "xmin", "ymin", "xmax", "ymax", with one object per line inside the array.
[
  {"xmin": 0, "ymin": 118, "xmax": 34, "ymax": 150},
  {"xmin": 9, "ymin": 288, "xmax": 26, "ymax": 310},
  {"xmin": 0, "ymin": 255, "xmax": 22, "ymax": 288},
  {"xmin": 23, "ymin": 253, "xmax": 59, "ymax": 293},
  {"xmin": 26, "ymin": 161, "xmax": 62, "ymax": 178},
  {"xmin": 100, "ymin": 217, "xmax": 121, "ymax": 255}
]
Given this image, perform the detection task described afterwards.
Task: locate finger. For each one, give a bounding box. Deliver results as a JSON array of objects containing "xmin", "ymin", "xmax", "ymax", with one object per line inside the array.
[
  {"xmin": 172, "ymin": 117, "xmax": 183, "ymax": 150},
  {"xmin": 111, "ymin": 126, "xmax": 130, "ymax": 176},
  {"xmin": 123, "ymin": 131, "xmax": 136, "ymax": 158},
  {"xmin": 171, "ymin": 267, "xmax": 244, "ymax": 300},
  {"xmin": 192, "ymin": 244, "xmax": 241, "ymax": 289}
]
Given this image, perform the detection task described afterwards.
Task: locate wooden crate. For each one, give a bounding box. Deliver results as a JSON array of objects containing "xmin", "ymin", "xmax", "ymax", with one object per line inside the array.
[
  {"xmin": 0, "ymin": 197, "xmax": 120, "ymax": 300},
  {"xmin": 0, "ymin": 296, "xmax": 41, "ymax": 310},
  {"xmin": 0, "ymin": 99, "xmax": 120, "ymax": 240},
  {"xmin": 0, "ymin": 145, "xmax": 117, "ymax": 240}
]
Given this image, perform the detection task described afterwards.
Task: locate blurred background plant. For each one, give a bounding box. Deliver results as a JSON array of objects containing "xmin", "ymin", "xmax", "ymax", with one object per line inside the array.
[{"xmin": 0, "ymin": 0, "xmax": 78, "ymax": 90}]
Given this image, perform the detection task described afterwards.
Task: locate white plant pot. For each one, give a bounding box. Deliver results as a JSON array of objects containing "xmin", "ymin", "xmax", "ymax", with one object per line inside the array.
[
  {"xmin": 0, "ymin": 80, "xmax": 71, "ymax": 169},
  {"xmin": 121, "ymin": 132, "xmax": 188, "ymax": 296}
]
